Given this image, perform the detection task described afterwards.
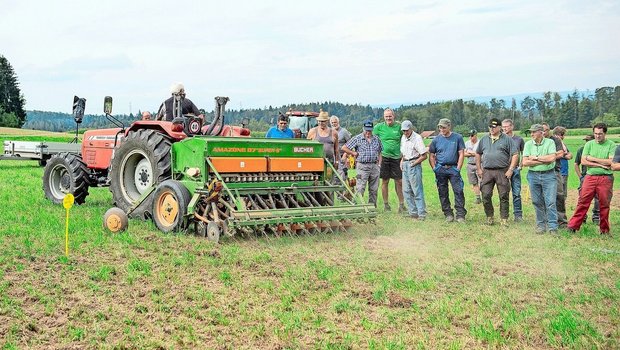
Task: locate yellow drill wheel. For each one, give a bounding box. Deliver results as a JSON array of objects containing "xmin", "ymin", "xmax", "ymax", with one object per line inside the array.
[{"xmin": 103, "ymin": 207, "xmax": 129, "ymax": 233}]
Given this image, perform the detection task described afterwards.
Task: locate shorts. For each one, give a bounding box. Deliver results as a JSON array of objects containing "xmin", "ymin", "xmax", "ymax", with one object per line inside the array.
[
  {"xmin": 380, "ymin": 157, "xmax": 402, "ymax": 180},
  {"xmin": 466, "ymin": 163, "xmax": 480, "ymax": 185}
]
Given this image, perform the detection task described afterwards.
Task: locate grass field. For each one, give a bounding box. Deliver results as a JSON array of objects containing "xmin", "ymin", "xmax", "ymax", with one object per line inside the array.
[{"xmin": 0, "ymin": 131, "xmax": 619, "ymax": 349}]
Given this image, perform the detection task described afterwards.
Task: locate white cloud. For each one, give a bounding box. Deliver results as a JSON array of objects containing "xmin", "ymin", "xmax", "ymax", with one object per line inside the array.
[{"xmin": 1, "ymin": 0, "xmax": 618, "ymax": 114}]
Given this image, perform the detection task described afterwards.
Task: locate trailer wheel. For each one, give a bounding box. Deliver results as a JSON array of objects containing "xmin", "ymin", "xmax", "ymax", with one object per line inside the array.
[
  {"xmin": 152, "ymin": 180, "xmax": 191, "ymax": 233},
  {"xmin": 43, "ymin": 153, "xmax": 90, "ymax": 205},
  {"xmin": 109, "ymin": 129, "xmax": 172, "ymax": 218}
]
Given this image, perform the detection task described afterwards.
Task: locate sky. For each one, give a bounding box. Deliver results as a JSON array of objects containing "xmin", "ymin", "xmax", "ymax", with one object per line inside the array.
[{"xmin": 1, "ymin": 0, "xmax": 619, "ymax": 115}]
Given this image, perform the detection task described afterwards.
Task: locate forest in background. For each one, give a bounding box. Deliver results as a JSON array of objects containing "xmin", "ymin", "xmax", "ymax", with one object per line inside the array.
[{"xmin": 21, "ymin": 86, "xmax": 620, "ymax": 136}]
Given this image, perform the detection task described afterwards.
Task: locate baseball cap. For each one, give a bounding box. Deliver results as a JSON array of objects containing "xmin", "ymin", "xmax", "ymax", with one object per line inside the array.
[
  {"xmin": 529, "ymin": 124, "xmax": 543, "ymax": 132},
  {"xmin": 488, "ymin": 118, "xmax": 501, "ymax": 128},
  {"xmin": 401, "ymin": 120, "xmax": 413, "ymax": 131},
  {"xmin": 437, "ymin": 118, "xmax": 451, "ymax": 128},
  {"xmin": 583, "ymin": 134, "xmax": 594, "ymax": 141},
  {"xmin": 363, "ymin": 120, "xmax": 374, "ymax": 131},
  {"xmin": 469, "ymin": 129, "xmax": 477, "ymax": 136}
]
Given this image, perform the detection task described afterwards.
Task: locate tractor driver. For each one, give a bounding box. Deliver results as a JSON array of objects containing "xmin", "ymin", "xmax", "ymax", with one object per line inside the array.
[{"xmin": 156, "ymin": 82, "xmax": 202, "ymax": 121}]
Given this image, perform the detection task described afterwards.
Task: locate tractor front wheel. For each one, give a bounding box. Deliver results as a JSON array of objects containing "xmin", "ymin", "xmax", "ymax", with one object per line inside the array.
[
  {"xmin": 152, "ymin": 180, "xmax": 191, "ymax": 233},
  {"xmin": 42, "ymin": 153, "xmax": 90, "ymax": 205}
]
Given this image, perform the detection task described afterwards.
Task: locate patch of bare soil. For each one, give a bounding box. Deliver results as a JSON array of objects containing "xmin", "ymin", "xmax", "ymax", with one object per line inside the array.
[
  {"xmin": 364, "ymin": 234, "xmax": 437, "ymax": 262},
  {"xmin": 566, "ymin": 188, "xmax": 620, "ymax": 212}
]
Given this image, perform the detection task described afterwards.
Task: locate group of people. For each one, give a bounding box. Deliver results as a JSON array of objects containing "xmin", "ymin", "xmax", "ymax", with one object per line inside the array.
[
  {"xmin": 340, "ymin": 111, "xmax": 471, "ymax": 222},
  {"xmin": 312, "ymin": 108, "xmax": 620, "ymax": 235}
]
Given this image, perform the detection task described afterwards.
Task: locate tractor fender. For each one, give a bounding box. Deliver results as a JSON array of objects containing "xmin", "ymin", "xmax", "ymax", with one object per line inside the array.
[{"xmin": 124, "ymin": 121, "xmax": 187, "ymax": 141}]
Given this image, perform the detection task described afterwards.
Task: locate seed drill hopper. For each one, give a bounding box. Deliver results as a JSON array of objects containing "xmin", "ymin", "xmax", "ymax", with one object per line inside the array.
[{"xmin": 139, "ymin": 136, "xmax": 376, "ymax": 242}]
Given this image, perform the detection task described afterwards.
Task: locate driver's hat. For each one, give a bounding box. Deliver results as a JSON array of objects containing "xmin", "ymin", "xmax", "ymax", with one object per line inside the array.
[{"xmin": 170, "ymin": 82, "xmax": 185, "ymax": 94}]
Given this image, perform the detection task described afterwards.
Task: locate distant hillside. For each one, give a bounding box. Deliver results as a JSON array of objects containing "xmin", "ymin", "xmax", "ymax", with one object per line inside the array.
[
  {"xmin": 376, "ymin": 89, "xmax": 591, "ymax": 109},
  {"xmin": 21, "ymin": 86, "xmax": 620, "ymax": 134}
]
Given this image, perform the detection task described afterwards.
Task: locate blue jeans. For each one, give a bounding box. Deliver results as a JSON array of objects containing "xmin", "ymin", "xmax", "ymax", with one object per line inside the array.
[
  {"xmin": 527, "ymin": 170, "xmax": 558, "ymax": 231},
  {"xmin": 402, "ymin": 162, "xmax": 426, "ymax": 217},
  {"xmin": 434, "ymin": 165, "xmax": 467, "ymax": 218},
  {"xmin": 511, "ymin": 167, "xmax": 522, "ymax": 218}
]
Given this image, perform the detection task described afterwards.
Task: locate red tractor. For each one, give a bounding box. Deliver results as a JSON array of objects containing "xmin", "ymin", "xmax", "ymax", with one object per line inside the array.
[
  {"xmin": 285, "ymin": 109, "xmax": 319, "ymax": 138},
  {"xmin": 42, "ymin": 95, "xmax": 250, "ymax": 219}
]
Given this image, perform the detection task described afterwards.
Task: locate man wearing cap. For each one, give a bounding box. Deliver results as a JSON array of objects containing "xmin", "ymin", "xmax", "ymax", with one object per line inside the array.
[
  {"xmin": 399, "ymin": 120, "xmax": 428, "ymax": 220},
  {"xmin": 502, "ymin": 119, "xmax": 525, "ymax": 222},
  {"xmin": 523, "ymin": 124, "xmax": 559, "ymax": 234},
  {"xmin": 428, "ymin": 118, "xmax": 467, "ymax": 222},
  {"xmin": 542, "ymin": 122, "xmax": 567, "ymax": 227},
  {"xmin": 330, "ymin": 115, "xmax": 353, "ymax": 181},
  {"xmin": 342, "ymin": 120, "xmax": 383, "ymax": 206},
  {"xmin": 156, "ymin": 82, "xmax": 201, "ymax": 121},
  {"xmin": 308, "ymin": 110, "xmax": 339, "ymax": 166},
  {"xmin": 266, "ymin": 114, "xmax": 294, "ymax": 138},
  {"xmin": 567, "ymin": 123, "xmax": 616, "ymax": 235},
  {"xmin": 574, "ymin": 134, "xmax": 600, "ymax": 224},
  {"xmin": 464, "ymin": 129, "xmax": 482, "ymax": 204},
  {"xmin": 475, "ymin": 118, "xmax": 518, "ymax": 226},
  {"xmin": 374, "ymin": 108, "xmax": 406, "ymax": 213}
]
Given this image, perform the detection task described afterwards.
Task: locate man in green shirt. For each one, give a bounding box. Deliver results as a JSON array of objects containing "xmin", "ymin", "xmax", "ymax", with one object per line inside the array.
[
  {"xmin": 522, "ymin": 124, "xmax": 559, "ymax": 234},
  {"xmin": 568, "ymin": 123, "xmax": 616, "ymax": 234},
  {"xmin": 373, "ymin": 108, "xmax": 405, "ymax": 213}
]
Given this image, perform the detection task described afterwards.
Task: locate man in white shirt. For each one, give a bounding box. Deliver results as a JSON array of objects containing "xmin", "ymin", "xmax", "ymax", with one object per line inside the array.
[{"xmin": 399, "ymin": 120, "xmax": 428, "ymax": 220}]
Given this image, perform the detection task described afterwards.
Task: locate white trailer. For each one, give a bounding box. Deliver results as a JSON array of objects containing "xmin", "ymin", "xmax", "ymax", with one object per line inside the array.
[{"xmin": 1, "ymin": 140, "xmax": 81, "ymax": 166}]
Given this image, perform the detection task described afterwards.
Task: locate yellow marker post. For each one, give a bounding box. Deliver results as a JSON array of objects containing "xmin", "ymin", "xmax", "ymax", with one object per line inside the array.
[{"xmin": 63, "ymin": 194, "xmax": 74, "ymax": 257}]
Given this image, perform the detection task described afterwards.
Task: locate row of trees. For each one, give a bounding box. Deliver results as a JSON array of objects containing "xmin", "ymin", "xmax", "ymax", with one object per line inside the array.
[
  {"xmin": 20, "ymin": 87, "xmax": 620, "ymax": 135},
  {"xmin": 397, "ymin": 87, "xmax": 620, "ymax": 136},
  {"xmin": 519, "ymin": 88, "xmax": 620, "ymax": 128},
  {"xmin": 214, "ymin": 88, "xmax": 620, "ymax": 135},
  {"xmin": 0, "ymin": 55, "xmax": 27, "ymax": 128}
]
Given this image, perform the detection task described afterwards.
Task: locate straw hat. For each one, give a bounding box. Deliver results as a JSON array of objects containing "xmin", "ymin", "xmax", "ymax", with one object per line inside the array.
[{"xmin": 317, "ymin": 109, "xmax": 329, "ymax": 122}]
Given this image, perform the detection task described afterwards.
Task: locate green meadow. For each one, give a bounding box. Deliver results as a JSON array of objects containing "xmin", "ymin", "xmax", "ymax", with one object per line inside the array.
[{"xmin": 0, "ymin": 132, "xmax": 619, "ymax": 349}]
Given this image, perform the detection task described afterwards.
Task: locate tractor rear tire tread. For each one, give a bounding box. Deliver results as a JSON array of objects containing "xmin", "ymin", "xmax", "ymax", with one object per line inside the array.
[
  {"xmin": 109, "ymin": 129, "xmax": 172, "ymax": 217},
  {"xmin": 42, "ymin": 152, "xmax": 90, "ymax": 205}
]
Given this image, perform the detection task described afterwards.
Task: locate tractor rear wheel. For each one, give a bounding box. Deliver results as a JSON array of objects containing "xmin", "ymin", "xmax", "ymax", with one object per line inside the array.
[
  {"xmin": 109, "ymin": 130, "xmax": 172, "ymax": 218},
  {"xmin": 152, "ymin": 180, "xmax": 191, "ymax": 232},
  {"xmin": 43, "ymin": 153, "xmax": 90, "ymax": 205}
]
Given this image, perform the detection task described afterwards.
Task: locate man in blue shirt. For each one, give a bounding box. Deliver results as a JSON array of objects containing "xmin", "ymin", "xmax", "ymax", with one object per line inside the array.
[
  {"xmin": 428, "ymin": 118, "xmax": 467, "ymax": 222},
  {"xmin": 266, "ymin": 115, "xmax": 294, "ymax": 138}
]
